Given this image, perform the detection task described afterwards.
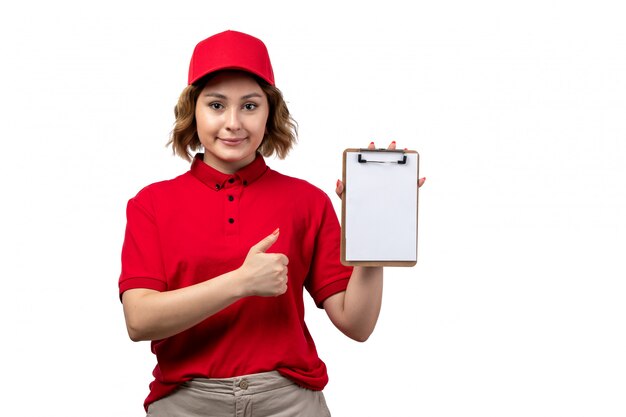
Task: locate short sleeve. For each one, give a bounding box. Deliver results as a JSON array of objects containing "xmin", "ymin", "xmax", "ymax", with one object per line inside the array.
[
  {"xmin": 118, "ymin": 191, "xmax": 167, "ymax": 299},
  {"xmin": 305, "ymin": 194, "xmax": 353, "ymax": 308}
]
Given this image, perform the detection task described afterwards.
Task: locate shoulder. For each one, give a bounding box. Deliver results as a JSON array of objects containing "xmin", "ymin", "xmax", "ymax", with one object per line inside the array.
[
  {"xmin": 129, "ymin": 172, "xmax": 195, "ymax": 206},
  {"xmin": 265, "ymin": 169, "xmax": 329, "ymax": 201},
  {"xmin": 263, "ymin": 169, "xmax": 338, "ymax": 223},
  {"xmin": 264, "ymin": 169, "xmax": 337, "ymax": 213}
]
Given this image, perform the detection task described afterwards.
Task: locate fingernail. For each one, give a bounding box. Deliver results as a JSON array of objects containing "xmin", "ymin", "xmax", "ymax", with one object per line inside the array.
[
  {"xmin": 272, "ymin": 228, "xmax": 280, "ymax": 235},
  {"xmin": 404, "ymin": 148, "xmax": 408, "ymax": 151},
  {"xmin": 336, "ymin": 179, "xmax": 341, "ymax": 187},
  {"xmin": 391, "ymin": 141, "xmax": 396, "ymax": 144},
  {"xmin": 369, "ymin": 141, "xmax": 374, "ymax": 145}
]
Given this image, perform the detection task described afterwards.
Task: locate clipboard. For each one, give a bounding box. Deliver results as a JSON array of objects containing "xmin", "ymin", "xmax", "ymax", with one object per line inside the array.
[{"xmin": 341, "ymin": 148, "xmax": 419, "ymax": 266}]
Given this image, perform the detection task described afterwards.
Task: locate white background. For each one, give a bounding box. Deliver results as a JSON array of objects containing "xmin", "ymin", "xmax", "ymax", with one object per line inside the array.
[{"xmin": 1, "ymin": 1, "xmax": 625, "ymax": 416}]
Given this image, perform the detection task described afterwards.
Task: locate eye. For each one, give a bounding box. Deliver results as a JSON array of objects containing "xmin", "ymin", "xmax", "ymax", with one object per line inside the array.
[
  {"xmin": 209, "ymin": 102, "xmax": 224, "ymax": 110},
  {"xmin": 243, "ymin": 103, "xmax": 257, "ymax": 111}
]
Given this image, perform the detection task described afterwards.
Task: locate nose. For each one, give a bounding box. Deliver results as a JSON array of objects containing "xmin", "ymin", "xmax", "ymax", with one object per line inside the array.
[{"xmin": 225, "ymin": 107, "xmax": 242, "ymax": 131}]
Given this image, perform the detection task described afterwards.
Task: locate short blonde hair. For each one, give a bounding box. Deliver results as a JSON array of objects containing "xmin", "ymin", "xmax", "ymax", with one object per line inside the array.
[{"xmin": 168, "ymin": 73, "xmax": 298, "ymax": 162}]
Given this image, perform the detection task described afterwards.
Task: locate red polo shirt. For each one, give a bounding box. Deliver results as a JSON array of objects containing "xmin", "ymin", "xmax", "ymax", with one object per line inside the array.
[{"xmin": 119, "ymin": 153, "xmax": 352, "ymax": 410}]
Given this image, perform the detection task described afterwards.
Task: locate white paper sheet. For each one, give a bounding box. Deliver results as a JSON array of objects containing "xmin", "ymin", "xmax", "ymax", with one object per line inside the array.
[{"xmin": 344, "ymin": 150, "xmax": 418, "ymax": 262}]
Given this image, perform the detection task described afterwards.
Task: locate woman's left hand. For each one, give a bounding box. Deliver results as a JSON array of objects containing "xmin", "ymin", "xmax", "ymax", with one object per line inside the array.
[{"xmin": 335, "ymin": 141, "xmax": 426, "ymax": 197}]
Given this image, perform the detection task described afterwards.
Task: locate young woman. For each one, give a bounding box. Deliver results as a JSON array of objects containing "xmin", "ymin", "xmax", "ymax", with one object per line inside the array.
[{"xmin": 119, "ymin": 29, "xmax": 424, "ymax": 417}]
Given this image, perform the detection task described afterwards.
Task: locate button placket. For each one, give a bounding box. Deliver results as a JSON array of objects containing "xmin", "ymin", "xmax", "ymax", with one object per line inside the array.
[{"xmin": 224, "ymin": 178, "xmax": 242, "ymax": 237}]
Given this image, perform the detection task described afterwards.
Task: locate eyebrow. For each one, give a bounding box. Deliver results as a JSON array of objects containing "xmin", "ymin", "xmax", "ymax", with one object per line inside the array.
[{"xmin": 202, "ymin": 92, "xmax": 264, "ymax": 100}]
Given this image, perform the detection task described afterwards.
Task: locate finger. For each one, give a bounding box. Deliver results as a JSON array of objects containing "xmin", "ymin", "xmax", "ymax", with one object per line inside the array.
[
  {"xmin": 388, "ymin": 141, "xmax": 397, "ymax": 150},
  {"xmin": 368, "ymin": 141, "xmax": 376, "ymax": 150},
  {"xmin": 274, "ymin": 253, "xmax": 289, "ymax": 266},
  {"xmin": 251, "ymin": 228, "xmax": 279, "ymax": 253},
  {"xmin": 418, "ymin": 177, "xmax": 426, "ymax": 188},
  {"xmin": 335, "ymin": 179, "xmax": 344, "ymax": 197},
  {"xmin": 276, "ymin": 281, "xmax": 288, "ymax": 296}
]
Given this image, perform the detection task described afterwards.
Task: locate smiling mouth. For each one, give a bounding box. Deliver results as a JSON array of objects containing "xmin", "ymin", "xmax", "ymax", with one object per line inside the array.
[{"xmin": 218, "ymin": 138, "xmax": 246, "ymax": 146}]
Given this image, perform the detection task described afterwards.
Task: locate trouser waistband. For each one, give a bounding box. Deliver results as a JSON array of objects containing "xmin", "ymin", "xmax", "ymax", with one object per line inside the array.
[{"xmin": 181, "ymin": 371, "xmax": 294, "ymax": 396}]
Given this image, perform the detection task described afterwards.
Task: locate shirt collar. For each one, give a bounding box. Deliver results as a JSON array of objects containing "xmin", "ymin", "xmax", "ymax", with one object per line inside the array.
[{"xmin": 190, "ymin": 152, "xmax": 268, "ymax": 191}]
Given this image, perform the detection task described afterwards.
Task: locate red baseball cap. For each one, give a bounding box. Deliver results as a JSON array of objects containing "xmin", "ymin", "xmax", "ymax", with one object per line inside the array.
[{"xmin": 188, "ymin": 30, "xmax": 275, "ymax": 86}]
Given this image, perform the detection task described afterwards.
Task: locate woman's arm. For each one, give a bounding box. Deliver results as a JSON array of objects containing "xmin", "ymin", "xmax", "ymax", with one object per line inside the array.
[
  {"xmin": 322, "ymin": 266, "xmax": 383, "ymax": 342},
  {"xmin": 323, "ymin": 141, "xmax": 425, "ymax": 342},
  {"xmin": 123, "ymin": 272, "xmax": 244, "ymax": 342},
  {"xmin": 122, "ymin": 229, "xmax": 288, "ymax": 341}
]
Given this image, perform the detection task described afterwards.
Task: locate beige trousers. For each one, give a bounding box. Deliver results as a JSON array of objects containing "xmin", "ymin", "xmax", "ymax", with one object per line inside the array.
[{"xmin": 146, "ymin": 371, "xmax": 331, "ymax": 417}]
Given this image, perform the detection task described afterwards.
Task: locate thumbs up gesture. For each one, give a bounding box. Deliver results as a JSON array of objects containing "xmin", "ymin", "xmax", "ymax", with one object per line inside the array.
[{"xmin": 238, "ymin": 228, "xmax": 289, "ymax": 297}]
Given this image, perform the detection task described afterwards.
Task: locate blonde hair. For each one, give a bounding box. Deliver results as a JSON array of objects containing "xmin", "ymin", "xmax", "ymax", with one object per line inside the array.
[{"xmin": 168, "ymin": 73, "xmax": 297, "ymax": 162}]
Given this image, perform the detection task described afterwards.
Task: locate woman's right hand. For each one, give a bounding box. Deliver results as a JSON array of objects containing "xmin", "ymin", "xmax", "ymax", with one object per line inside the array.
[
  {"xmin": 238, "ymin": 228, "xmax": 289, "ymax": 297},
  {"xmin": 122, "ymin": 229, "xmax": 289, "ymax": 341}
]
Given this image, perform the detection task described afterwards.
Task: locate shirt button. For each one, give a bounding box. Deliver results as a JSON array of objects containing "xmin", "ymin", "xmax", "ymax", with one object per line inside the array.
[
  {"xmin": 243, "ymin": 180, "xmax": 248, "ymax": 186},
  {"xmin": 239, "ymin": 379, "xmax": 249, "ymax": 390},
  {"xmin": 228, "ymin": 218, "xmax": 235, "ymax": 224},
  {"xmin": 215, "ymin": 184, "xmax": 221, "ymax": 190},
  {"xmin": 228, "ymin": 195, "xmax": 234, "ymax": 202},
  {"xmin": 228, "ymin": 178, "xmax": 235, "ymax": 184}
]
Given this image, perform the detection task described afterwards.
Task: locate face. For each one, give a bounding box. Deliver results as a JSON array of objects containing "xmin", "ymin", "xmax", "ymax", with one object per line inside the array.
[{"xmin": 195, "ymin": 71, "xmax": 270, "ymax": 174}]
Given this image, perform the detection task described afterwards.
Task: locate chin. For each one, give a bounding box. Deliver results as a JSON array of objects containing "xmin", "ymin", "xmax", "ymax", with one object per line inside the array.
[{"xmin": 218, "ymin": 150, "xmax": 248, "ymax": 161}]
